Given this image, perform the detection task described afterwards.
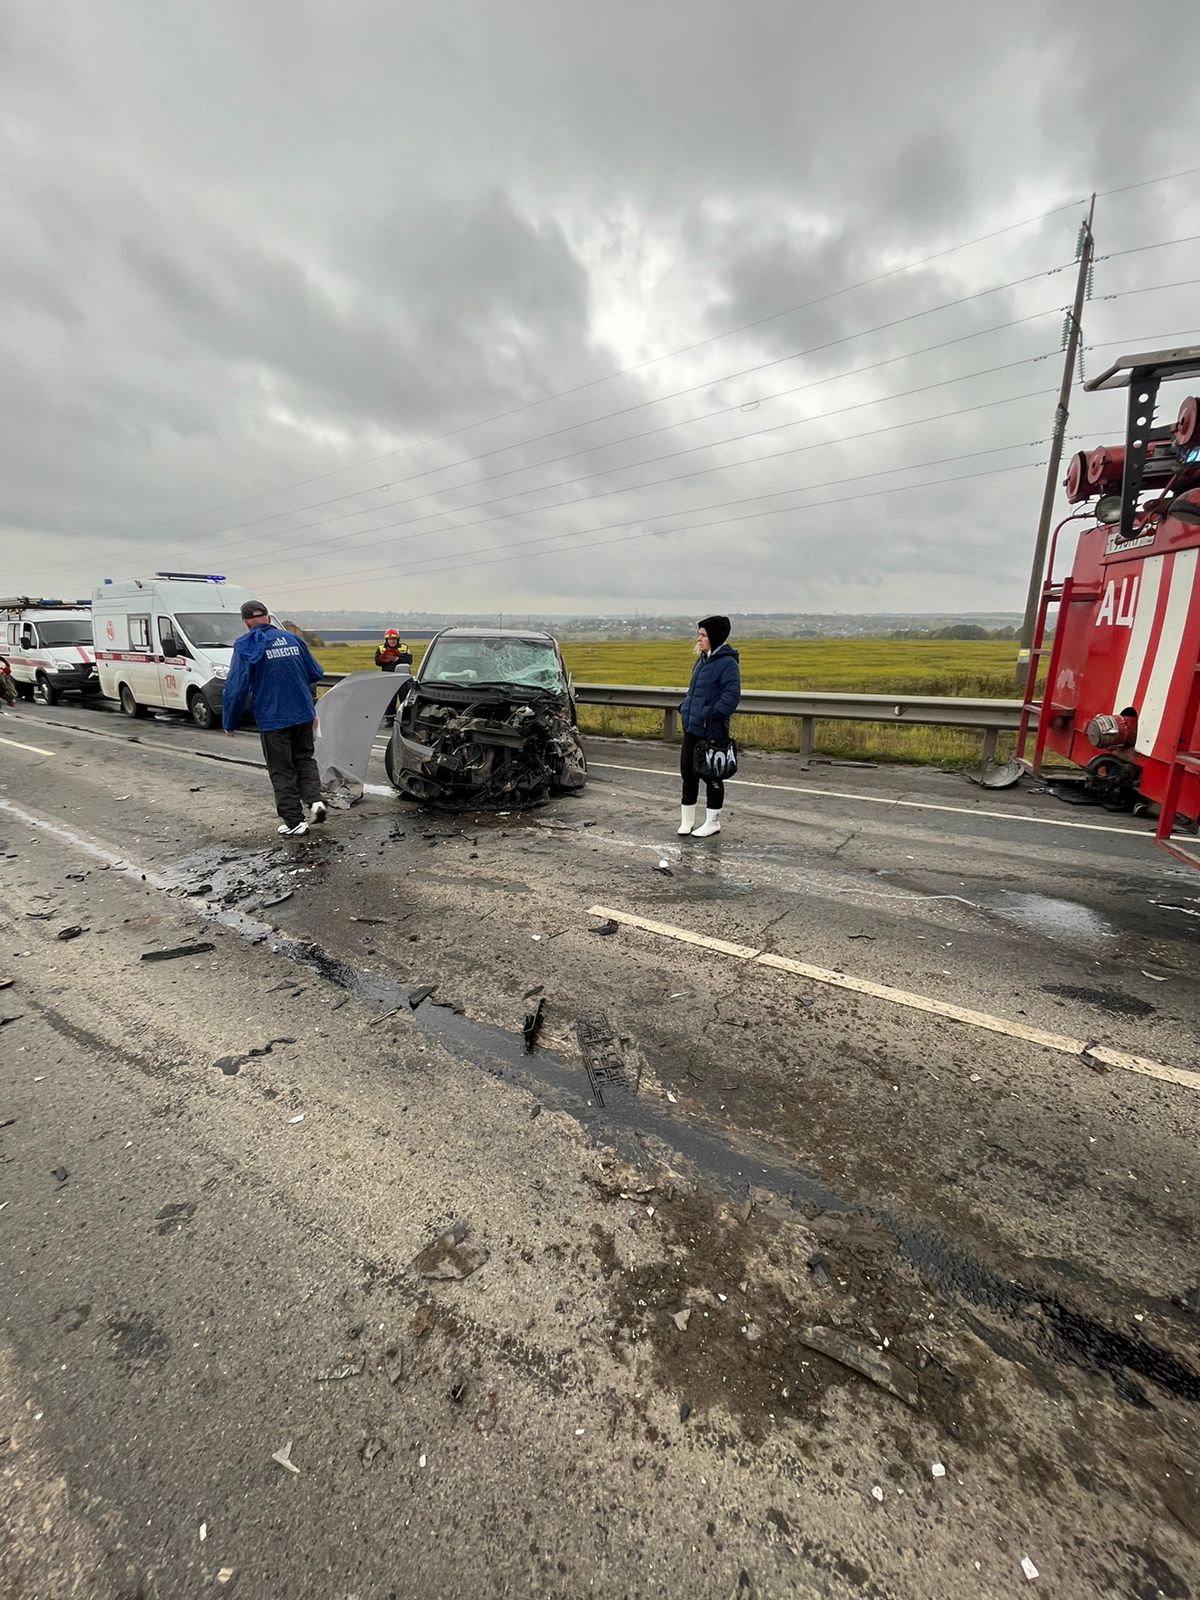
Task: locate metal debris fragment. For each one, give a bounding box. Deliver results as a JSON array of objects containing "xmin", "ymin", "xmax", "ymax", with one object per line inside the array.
[
  {"xmin": 796, "ymin": 1326, "xmax": 920, "ymax": 1409},
  {"xmin": 312, "ymin": 1358, "xmax": 365, "ymax": 1382},
  {"xmin": 271, "ymin": 1440, "xmax": 300, "ymax": 1474},
  {"xmin": 672, "ymin": 1309, "xmax": 692, "ymax": 1332},
  {"xmin": 523, "ymin": 996, "xmax": 546, "ymax": 1054},
  {"xmin": 57, "ymin": 926, "xmax": 87, "ymax": 941},
  {"xmin": 140, "ymin": 942, "xmax": 216, "ymax": 962}
]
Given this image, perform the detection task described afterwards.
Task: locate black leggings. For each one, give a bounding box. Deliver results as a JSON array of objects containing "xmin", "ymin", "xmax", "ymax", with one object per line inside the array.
[{"xmin": 680, "ymin": 732, "xmax": 724, "ymax": 811}]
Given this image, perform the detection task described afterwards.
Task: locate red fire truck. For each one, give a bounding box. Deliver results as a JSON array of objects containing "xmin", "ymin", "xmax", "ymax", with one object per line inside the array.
[{"xmin": 1016, "ymin": 345, "xmax": 1200, "ymax": 868}]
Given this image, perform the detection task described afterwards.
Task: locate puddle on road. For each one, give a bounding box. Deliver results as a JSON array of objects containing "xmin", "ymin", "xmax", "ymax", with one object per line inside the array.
[{"xmin": 971, "ymin": 890, "xmax": 1116, "ymax": 947}]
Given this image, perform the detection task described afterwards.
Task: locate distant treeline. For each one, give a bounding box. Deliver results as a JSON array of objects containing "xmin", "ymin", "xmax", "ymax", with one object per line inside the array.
[{"xmin": 887, "ymin": 624, "xmax": 1019, "ymax": 641}]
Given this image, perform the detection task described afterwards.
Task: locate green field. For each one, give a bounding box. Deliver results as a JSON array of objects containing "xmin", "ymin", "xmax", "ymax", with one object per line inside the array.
[{"xmin": 314, "ymin": 638, "xmax": 1023, "ymax": 766}]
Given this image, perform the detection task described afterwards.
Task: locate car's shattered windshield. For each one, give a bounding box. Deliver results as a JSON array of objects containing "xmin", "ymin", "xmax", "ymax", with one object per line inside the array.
[{"xmin": 421, "ymin": 637, "xmax": 565, "ymax": 693}]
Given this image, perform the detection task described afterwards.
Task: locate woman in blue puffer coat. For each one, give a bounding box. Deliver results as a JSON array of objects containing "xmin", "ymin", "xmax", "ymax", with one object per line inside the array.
[{"xmin": 677, "ymin": 615, "xmax": 741, "ymax": 838}]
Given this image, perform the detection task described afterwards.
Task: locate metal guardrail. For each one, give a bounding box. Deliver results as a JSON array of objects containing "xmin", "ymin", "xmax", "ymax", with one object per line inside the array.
[{"xmin": 321, "ymin": 673, "xmax": 1021, "ymax": 762}]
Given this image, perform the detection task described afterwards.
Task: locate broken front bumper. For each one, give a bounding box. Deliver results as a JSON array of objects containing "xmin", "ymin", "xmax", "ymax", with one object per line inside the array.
[{"xmin": 387, "ymin": 692, "xmax": 587, "ymax": 806}]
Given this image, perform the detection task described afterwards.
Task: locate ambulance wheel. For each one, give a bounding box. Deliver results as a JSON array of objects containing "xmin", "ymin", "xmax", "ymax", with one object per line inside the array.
[
  {"xmin": 118, "ymin": 684, "xmax": 146, "ymax": 719},
  {"xmin": 34, "ymin": 674, "xmax": 60, "ymax": 707},
  {"xmin": 188, "ymin": 689, "xmax": 216, "ymax": 731}
]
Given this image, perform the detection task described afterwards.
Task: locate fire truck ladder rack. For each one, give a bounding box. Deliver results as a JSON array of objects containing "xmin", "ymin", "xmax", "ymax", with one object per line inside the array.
[
  {"xmin": 1156, "ymin": 661, "xmax": 1200, "ymax": 869},
  {"xmin": 1015, "ymin": 571, "xmax": 1100, "ymax": 774}
]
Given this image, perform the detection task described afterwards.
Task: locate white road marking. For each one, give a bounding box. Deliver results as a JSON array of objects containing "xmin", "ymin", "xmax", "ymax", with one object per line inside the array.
[
  {"xmin": 0, "ymin": 733, "xmax": 55, "ymax": 756},
  {"xmin": 588, "ymin": 904, "xmax": 1200, "ymax": 1096},
  {"xmin": 590, "ymin": 761, "xmax": 1149, "ymax": 837}
]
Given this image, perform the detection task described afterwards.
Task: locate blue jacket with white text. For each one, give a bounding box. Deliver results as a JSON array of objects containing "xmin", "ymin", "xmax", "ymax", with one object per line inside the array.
[{"xmin": 221, "ymin": 625, "xmax": 324, "ymax": 733}]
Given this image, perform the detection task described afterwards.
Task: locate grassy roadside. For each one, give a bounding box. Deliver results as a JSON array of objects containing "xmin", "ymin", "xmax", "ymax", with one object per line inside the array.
[{"xmin": 313, "ymin": 638, "xmax": 1025, "ymax": 767}]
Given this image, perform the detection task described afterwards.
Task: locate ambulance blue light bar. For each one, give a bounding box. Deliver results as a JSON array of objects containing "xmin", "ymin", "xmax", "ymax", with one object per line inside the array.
[{"xmin": 153, "ymin": 572, "xmax": 227, "ymax": 582}]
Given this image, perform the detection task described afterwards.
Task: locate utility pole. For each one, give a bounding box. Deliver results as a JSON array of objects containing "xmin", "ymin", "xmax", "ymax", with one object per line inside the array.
[{"xmin": 1015, "ymin": 194, "xmax": 1096, "ymax": 685}]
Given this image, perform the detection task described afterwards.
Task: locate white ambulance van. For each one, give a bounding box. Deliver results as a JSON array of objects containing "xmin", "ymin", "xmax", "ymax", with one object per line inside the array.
[
  {"xmin": 0, "ymin": 598, "xmax": 99, "ymax": 705},
  {"xmin": 92, "ymin": 573, "xmax": 272, "ymax": 729}
]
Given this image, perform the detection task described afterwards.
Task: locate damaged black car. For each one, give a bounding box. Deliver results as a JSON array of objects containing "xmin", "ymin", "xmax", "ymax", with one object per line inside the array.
[{"xmin": 382, "ymin": 629, "xmax": 587, "ymax": 806}]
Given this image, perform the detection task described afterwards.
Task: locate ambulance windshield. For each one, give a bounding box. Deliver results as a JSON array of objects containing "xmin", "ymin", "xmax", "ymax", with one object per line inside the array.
[
  {"xmin": 176, "ymin": 613, "xmax": 243, "ymax": 649},
  {"xmin": 36, "ymin": 621, "xmax": 93, "ymax": 645}
]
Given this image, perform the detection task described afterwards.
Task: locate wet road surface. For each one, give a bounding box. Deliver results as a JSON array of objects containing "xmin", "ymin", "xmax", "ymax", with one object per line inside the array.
[{"xmin": 1, "ymin": 701, "xmax": 1199, "ymax": 1598}]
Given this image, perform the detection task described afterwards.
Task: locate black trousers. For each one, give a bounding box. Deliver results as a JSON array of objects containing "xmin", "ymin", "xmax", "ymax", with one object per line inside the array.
[
  {"xmin": 680, "ymin": 731, "xmax": 725, "ymax": 811},
  {"xmin": 260, "ymin": 721, "xmax": 321, "ymax": 825}
]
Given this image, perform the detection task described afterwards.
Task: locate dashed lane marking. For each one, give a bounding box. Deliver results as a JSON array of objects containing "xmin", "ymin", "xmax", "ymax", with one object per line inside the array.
[
  {"xmin": 587, "ymin": 904, "xmax": 1200, "ymax": 1096},
  {"xmin": 589, "ymin": 761, "xmax": 1149, "ymax": 837},
  {"xmin": 0, "ymin": 733, "xmax": 55, "ymax": 756}
]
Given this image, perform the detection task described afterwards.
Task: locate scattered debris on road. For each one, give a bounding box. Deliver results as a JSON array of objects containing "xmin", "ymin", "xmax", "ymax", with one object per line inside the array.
[
  {"xmin": 50, "ymin": 1167, "xmax": 69, "ymax": 1185},
  {"xmin": 407, "ymin": 984, "xmax": 437, "ymax": 1009},
  {"xmin": 796, "ymin": 1326, "xmax": 920, "ymax": 1409},
  {"xmin": 57, "ymin": 925, "xmax": 87, "ymax": 941},
  {"xmin": 1021, "ymin": 1555, "xmax": 1040, "ymax": 1581},
  {"xmin": 672, "ymin": 1309, "xmax": 692, "ymax": 1332},
  {"xmin": 360, "ymin": 1436, "xmax": 387, "ymax": 1467},
  {"xmin": 140, "ymin": 942, "xmax": 216, "ymax": 963},
  {"xmin": 382, "ymin": 1346, "xmax": 404, "ymax": 1386},
  {"xmin": 271, "ymin": 1440, "xmax": 300, "ymax": 1474},
  {"xmin": 590, "ymin": 918, "xmax": 619, "ymax": 936},
  {"xmin": 312, "ymin": 1358, "xmax": 365, "ymax": 1382},
  {"xmin": 412, "ymin": 1219, "xmax": 490, "ymax": 1281},
  {"xmin": 217, "ymin": 1569, "xmax": 234, "ymax": 1586}
]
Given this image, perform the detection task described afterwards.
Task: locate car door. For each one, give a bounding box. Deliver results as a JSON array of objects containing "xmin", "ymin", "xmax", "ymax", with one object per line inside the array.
[
  {"xmin": 127, "ymin": 613, "xmax": 164, "ymax": 706},
  {"xmin": 157, "ymin": 616, "xmax": 192, "ymax": 710}
]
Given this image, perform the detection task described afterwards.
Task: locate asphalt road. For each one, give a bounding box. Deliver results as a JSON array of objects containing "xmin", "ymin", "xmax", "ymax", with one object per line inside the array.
[{"xmin": 1, "ymin": 699, "xmax": 1198, "ymax": 1600}]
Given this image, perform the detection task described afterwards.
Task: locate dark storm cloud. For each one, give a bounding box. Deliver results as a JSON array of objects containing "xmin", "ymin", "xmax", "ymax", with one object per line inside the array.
[{"xmin": 1, "ymin": 0, "xmax": 1196, "ymax": 615}]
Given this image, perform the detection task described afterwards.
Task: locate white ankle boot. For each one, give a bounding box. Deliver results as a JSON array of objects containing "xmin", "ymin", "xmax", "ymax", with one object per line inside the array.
[
  {"xmin": 678, "ymin": 804, "xmax": 697, "ymax": 835},
  {"xmin": 691, "ymin": 809, "xmax": 722, "ymax": 838}
]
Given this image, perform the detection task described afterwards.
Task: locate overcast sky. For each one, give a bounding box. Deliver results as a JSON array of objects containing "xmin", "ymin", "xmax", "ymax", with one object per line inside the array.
[{"xmin": 3, "ymin": 0, "xmax": 1197, "ymax": 618}]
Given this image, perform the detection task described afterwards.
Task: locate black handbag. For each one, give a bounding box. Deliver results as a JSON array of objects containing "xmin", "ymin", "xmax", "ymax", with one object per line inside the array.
[{"xmin": 693, "ymin": 733, "xmax": 738, "ymax": 780}]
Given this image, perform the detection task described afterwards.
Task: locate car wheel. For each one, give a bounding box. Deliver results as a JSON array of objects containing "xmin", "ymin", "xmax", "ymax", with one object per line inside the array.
[
  {"xmin": 118, "ymin": 683, "xmax": 145, "ymax": 719},
  {"xmin": 34, "ymin": 673, "xmax": 60, "ymax": 707},
  {"xmin": 188, "ymin": 689, "xmax": 216, "ymax": 730}
]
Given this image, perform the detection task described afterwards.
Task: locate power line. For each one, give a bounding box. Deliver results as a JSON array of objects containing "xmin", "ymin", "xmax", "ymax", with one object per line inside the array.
[
  {"xmin": 252, "ymin": 394, "xmax": 1059, "ymax": 597},
  {"xmin": 250, "ymin": 323, "xmax": 1200, "ymax": 598},
  {"xmin": 69, "ymin": 261, "xmax": 1070, "ymax": 572},
  {"xmin": 104, "ymin": 195, "xmax": 1099, "ymax": 544},
  {"xmin": 67, "ymin": 257, "xmax": 1199, "ymax": 586},
  {"xmin": 266, "ymin": 458, "xmax": 1049, "ymax": 599},
  {"xmin": 141, "ymin": 167, "xmax": 1198, "ymax": 538},
  {"xmin": 209, "ymin": 269, "xmax": 1197, "ymax": 569},
  {"xmin": 172, "ymin": 311, "xmax": 1067, "ymax": 568}
]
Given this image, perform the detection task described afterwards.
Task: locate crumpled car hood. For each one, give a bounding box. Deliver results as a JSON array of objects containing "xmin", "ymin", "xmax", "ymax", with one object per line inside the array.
[{"xmin": 389, "ymin": 683, "xmax": 586, "ymax": 807}]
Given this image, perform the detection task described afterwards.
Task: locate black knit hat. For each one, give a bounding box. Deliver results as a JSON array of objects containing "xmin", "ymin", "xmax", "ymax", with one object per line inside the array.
[{"xmin": 698, "ymin": 615, "xmax": 731, "ymax": 650}]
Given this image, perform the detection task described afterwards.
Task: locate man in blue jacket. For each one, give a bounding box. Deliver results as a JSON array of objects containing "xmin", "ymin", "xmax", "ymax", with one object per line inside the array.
[
  {"xmin": 222, "ymin": 600, "xmax": 327, "ymax": 836},
  {"xmin": 678, "ymin": 615, "xmax": 741, "ymax": 838}
]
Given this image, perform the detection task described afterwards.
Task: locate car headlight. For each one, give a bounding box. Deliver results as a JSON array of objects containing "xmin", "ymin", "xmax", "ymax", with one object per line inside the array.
[{"xmin": 210, "ymin": 665, "xmax": 229, "ymax": 680}]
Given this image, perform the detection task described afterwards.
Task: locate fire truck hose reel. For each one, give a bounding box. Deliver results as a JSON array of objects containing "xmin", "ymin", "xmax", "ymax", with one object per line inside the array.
[{"xmin": 1086, "ymin": 712, "xmax": 1136, "ymax": 750}]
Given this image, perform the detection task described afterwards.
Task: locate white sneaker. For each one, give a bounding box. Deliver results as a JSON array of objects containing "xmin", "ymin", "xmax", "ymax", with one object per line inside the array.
[
  {"xmin": 678, "ymin": 804, "xmax": 697, "ymax": 835},
  {"xmin": 278, "ymin": 821, "xmax": 309, "ymax": 836},
  {"xmin": 307, "ymin": 800, "xmax": 327, "ymax": 825},
  {"xmin": 691, "ymin": 810, "xmax": 722, "ymax": 838}
]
